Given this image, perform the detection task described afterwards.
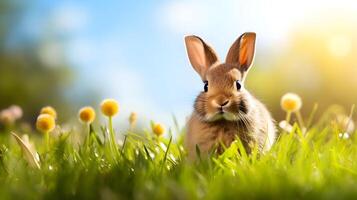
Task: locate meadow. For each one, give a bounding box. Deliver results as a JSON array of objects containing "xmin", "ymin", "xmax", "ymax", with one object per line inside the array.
[{"xmin": 0, "ymin": 97, "xmax": 357, "ymax": 200}]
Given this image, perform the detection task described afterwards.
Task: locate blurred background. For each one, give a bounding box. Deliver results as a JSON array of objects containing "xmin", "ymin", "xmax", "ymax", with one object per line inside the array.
[{"xmin": 1, "ymin": 0, "xmax": 357, "ymax": 130}]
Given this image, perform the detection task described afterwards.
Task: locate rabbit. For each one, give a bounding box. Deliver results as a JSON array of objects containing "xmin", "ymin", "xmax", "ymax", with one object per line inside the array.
[{"xmin": 184, "ymin": 32, "xmax": 276, "ymax": 160}]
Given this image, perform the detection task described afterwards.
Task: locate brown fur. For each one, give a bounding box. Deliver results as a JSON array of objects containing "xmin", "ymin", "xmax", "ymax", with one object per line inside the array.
[{"xmin": 184, "ymin": 33, "xmax": 276, "ymax": 160}]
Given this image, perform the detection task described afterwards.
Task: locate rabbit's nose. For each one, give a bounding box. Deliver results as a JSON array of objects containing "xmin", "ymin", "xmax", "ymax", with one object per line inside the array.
[{"xmin": 220, "ymin": 100, "xmax": 229, "ymax": 107}]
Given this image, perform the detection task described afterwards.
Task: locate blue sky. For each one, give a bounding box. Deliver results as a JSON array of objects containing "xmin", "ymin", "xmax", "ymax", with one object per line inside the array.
[{"xmin": 16, "ymin": 0, "xmax": 357, "ymax": 128}]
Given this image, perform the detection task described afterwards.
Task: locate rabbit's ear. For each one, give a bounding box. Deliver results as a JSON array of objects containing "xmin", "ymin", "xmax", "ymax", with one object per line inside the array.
[
  {"xmin": 185, "ymin": 35, "xmax": 219, "ymax": 79},
  {"xmin": 226, "ymin": 32, "xmax": 256, "ymax": 72}
]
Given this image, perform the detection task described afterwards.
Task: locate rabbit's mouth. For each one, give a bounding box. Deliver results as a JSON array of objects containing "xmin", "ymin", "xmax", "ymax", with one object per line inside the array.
[{"xmin": 206, "ymin": 111, "xmax": 239, "ymax": 122}]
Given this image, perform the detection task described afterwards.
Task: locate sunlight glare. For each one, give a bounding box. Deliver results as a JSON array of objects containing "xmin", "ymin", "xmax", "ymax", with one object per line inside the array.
[{"xmin": 327, "ymin": 35, "xmax": 351, "ymax": 58}]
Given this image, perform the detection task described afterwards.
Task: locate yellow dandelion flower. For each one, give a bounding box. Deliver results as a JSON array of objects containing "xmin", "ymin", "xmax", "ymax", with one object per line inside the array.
[
  {"xmin": 100, "ymin": 99, "xmax": 119, "ymax": 117},
  {"xmin": 129, "ymin": 112, "xmax": 137, "ymax": 128},
  {"xmin": 36, "ymin": 114, "xmax": 55, "ymax": 133},
  {"xmin": 40, "ymin": 106, "xmax": 57, "ymax": 119},
  {"xmin": 153, "ymin": 123, "xmax": 165, "ymax": 137},
  {"xmin": 280, "ymin": 93, "xmax": 302, "ymax": 112},
  {"xmin": 78, "ymin": 106, "xmax": 96, "ymax": 124}
]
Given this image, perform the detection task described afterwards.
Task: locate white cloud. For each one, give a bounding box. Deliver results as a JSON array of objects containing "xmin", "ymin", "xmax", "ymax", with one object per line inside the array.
[
  {"xmin": 51, "ymin": 4, "xmax": 89, "ymax": 33},
  {"xmin": 161, "ymin": 1, "xmax": 211, "ymax": 34},
  {"xmin": 158, "ymin": 0, "xmax": 291, "ymax": 45},
  {"xmin": 67, "ymin": 39, "xmax": 97, "ymax": 67},
  {"xmin": 158, "ymin": 0, "xmax": 357, "ymax": 47}
]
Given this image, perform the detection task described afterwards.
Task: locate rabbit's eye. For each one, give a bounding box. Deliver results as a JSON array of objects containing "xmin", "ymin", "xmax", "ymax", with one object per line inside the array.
[
  {"xmin": 204, "ymin": 81, "xmax": 208, "ymax": 92},
  {"xmin": 236, "ymin": 80, "xmax": 242, "ymax": 90}
]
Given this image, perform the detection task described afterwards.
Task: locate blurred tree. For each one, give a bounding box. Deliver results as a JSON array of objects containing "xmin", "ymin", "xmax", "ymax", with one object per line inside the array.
[{"xmin": 0, "ymin": 0, "xmax": 74, "ymax": 123}]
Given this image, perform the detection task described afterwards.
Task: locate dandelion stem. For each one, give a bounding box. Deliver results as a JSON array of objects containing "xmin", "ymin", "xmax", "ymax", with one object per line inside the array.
[
  {"xmin": 296, "ymin": 111, "xmax": 305, "ymax": 129},
  {"xmin": 108, "ymin": 117, "xmax": 118, "ymax": 157},
  {"xmin": 285, "ymin": 111, "xmax": 292, "ymax": 124},
  {"xmin": 45, "ymin": 131, "xmax": 49, "ymax": 152},
  {"xmin": 109, "ymin": 117, "xmax": 114, "ymax": 147},
  {"xmin": 88, "ymin": 123, "xmax": 91, "ymax": 136},
  {"xmin": 85, "ymin": 123, "xmax": 90, "ymax": 149}
]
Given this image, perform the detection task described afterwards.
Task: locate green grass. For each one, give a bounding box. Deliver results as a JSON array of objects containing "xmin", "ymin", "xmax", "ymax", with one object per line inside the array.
[{"xmin": 1, "ymin": 119, "xmax": 357, "ymax": 200}]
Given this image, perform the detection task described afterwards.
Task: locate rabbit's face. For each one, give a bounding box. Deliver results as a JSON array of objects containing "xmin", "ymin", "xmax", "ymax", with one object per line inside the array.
[
  {"xmin": 185, "ymin": 32, "xmax": 256, "ymax": 122},
  {"xmin": 195, "ymin": 64, "xmax": 248, "ymax": 121}
]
